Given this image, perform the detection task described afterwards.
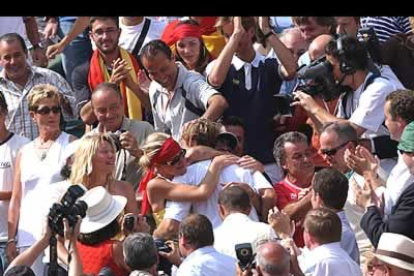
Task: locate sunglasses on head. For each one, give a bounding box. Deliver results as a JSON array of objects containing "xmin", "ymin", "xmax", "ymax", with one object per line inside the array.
[
  {"xmin": 320, "ymin": 141, "xmax": 349, "ymax": 157},
  {"xmin": 165, "ymin": 149, "xmax": 186, "ymax": 166},
  {"xmin": 35, "ymin": 105, "xmax": 61, "ymax": 115}
]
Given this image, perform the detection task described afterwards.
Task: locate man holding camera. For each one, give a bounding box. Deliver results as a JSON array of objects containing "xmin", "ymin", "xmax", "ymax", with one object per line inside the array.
[
  {"xmin": 161, "ymin": 214, "xmax": 236, "ymax": 276},
  {"xmin": 90, "ymin": 82, "xmax": 154, "ymax": 188},
  {"xmin": 293, "ymin": 35, "xmax": 404, "ymax": 176}
]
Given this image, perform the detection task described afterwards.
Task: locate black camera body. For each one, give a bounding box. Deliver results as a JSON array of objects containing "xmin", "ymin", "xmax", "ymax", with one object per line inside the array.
[
  {"xmin": 48, "ymin": 185, "xmax": 88, "ymax": 237},
  {"xmin": 296, "ymin": 56, "xmax": 347, "ymax": 102},
  {"xmin": 235, "ymin": 243, "xmax": 256, "ymax": 271},
  {"xmin": 109, "ymin": 130, "xmax": 126, "ymax": 152},
  {"xmin": 155, "ymin": 238, "xmax": 172, "ymax": 253}
]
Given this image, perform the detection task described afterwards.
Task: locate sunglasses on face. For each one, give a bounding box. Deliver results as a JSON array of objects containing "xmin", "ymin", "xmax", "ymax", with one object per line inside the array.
[
  {"xmin": 165, "ymin": 149, "xmax": 187, "ymax": 166},
  {"xmin": 35, "ymin": 105, "xmax": 61, "ymax": 115},
  {"xmin": 399, "ymin": 149, "xmax": 414, "ymax": 156},
  {"xmin": 320, "ymin": 141, "xmax": 349, "ymax": 157}
]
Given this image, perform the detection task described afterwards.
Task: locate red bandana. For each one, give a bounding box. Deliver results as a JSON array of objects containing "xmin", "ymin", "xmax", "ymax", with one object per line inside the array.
[{"xmin": 137, "ymin": 137, "xmax": 182, "ymax": 215}]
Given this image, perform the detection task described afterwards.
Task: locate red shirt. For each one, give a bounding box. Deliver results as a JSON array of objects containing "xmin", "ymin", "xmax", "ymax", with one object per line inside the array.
[
  {"xmin": 78, "ymin": 240, "xmax": 128, "ymax": 276},
  {"xmin": 273, "ymin": 177, "xmax": 311, "ymax": 248}
]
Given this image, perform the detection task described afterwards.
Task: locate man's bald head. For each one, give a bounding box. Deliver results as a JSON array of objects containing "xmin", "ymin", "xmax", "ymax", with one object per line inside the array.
[
  {"xmin": 308, "ymin": 34, "xmax": 333, "ymax": 61},
  {"xmin": 280, "ymin": 27, "xmax": 309, "ymax": 63},
  {"xmin": 256, "ymin": 241, "xmax": 290, "ymax": 276}
]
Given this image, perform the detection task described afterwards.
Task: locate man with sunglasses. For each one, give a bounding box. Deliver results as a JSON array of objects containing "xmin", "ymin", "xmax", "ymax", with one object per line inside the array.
[
  {"xmin": 359, "ymin": 121, "xmax": 414, "ymax": 247},
  {"xmin": 319, "ymin": 121, "xmax": 377, "ymax": 267},
  {"xmin": 0, "ymin": 33, "xmax": 77, "ymax": 140}
]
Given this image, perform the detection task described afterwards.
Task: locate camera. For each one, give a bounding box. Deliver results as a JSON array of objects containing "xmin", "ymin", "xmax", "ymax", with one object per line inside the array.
[
  {"xmin": 155, "ymin": 238, "xmax": 173, "ymax": 275},
  {"xmin": 109, "ymin": 130, "xmax": 126, "ymax": 152},
  {"xmin": 48, "ymin": 185, "xmax": 88, "ymax": 237},
  {"xmin": 296, "ymin": 55, "xmax": 345, "ymax": 102},
  {"xmin": 235, "ymin": 243, "xmax": 256, "ymax": 271},
  {"xmin": 124, "ymin": 214, "xmax": 136, "ymax": 232},
  {"xmin": 155, "ymin": 238, "xmax": 172, "ymax": 253}
]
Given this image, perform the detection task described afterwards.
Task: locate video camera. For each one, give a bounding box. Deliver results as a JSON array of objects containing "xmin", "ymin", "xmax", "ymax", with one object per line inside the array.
[
  {"xmin": 48, "ymin": 185, "xmax": 88, "ymax": 237},
  {"xmin": 275, "ymin": 56, "xmax": 350, "ymax": 116},
  {"xmin": 235, "ymin": 243, "xmax": 256, "ymax": 271}
]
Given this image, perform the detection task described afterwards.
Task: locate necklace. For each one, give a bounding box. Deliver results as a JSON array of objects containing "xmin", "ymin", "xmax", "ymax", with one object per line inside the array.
[{"xmin": 35, "ymin": 131, "xmax": 61, "ymax": 161}]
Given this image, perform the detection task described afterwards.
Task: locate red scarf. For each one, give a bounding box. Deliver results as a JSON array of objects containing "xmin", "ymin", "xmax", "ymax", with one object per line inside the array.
[
  {"xmin": 87, "ymin": 49, "xmax": 143, "ymax": 120},
  {"xmin": 137, "ymin": 137, "xmax": 182, "ymax": 215}
]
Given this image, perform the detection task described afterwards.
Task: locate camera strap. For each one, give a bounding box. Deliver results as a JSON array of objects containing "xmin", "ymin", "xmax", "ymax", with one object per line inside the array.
[{"xmin": 341, "ymin": 73, "xmax": 385, "ymax": 119}]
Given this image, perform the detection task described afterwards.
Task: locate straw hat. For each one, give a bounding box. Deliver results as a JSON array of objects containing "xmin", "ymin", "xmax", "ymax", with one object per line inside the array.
[
  {"xmin": 80, "ymin": 186, "xmax": 127, "ymax": 234},
  {"xmin": 374, "ymin": 232, "xmax": 414, "ymax": 271}
]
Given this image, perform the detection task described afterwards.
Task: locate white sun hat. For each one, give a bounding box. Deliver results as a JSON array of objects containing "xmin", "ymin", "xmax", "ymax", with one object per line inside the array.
[
  {"xmin": 374, "ymin": 232, "xmax": 414, "ymax": 272},
  {"xmin": 80, "ymin": 186, "xmax": 127, "ymax": 234}
]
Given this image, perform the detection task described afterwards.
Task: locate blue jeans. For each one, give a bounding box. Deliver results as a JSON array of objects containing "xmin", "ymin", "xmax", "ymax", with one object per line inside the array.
[
  {"xmin": 58, "ymin": 19, "xmax": 93, "ymax": 85},
  {"xmin": 0, "ymin": 242, "xmax": 9, "ymax": 276}
]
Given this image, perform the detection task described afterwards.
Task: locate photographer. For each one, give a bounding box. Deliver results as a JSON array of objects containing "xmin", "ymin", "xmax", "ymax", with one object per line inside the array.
[
  {"xmin": 5, "ymin": 217, "xmax": 83, "ymax": 276},
  {"xmin": 160, "ymin": 214, "xmax": 236, "ymax": 276},
  {"xmin": 235, "ymin": 240, "xmax": 291, "ymax": 276},
  {"xmin": 293, "ymin": 35, "xmax": 404, "ymax": 175},
  {"xmin": 90, "ymin": 82, "xmax": 154, "ymax": 188}
]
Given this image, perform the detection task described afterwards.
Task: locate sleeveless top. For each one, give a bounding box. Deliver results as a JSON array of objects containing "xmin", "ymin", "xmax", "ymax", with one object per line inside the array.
[
  {"xmin": 17, "ymin": 132, "xmax": 71, "ymax": 247},
  {"xmin": 77, "ymin": 240, "xmax": 128, "ymax": 276}
]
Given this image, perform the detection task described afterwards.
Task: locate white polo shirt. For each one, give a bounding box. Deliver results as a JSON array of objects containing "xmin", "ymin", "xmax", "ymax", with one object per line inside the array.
[{"xmin": 164, "ymin": 160, "xmax": 273, "ymax": 228}]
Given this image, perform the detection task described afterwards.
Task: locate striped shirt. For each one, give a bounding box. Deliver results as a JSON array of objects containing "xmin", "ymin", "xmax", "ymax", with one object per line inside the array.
[
  {"xmin": 359, "ymin": 16, "xmax": 412, "ymax": 43},
  {"xmin": 1, "ymin": 65, "xmax": 77, "ymax": 140}
]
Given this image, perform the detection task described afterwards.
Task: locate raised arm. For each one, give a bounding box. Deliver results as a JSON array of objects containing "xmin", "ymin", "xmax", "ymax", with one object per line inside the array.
[
  {"xmin": 258, "ymin": 17, "xmax": 297, "ymax": 80},
  {"xmin": 185, "ymin": 145, "xmax": 225, "ymax": 164},
  {"xmin": 46, "ymin": 17, "xmax": 90, "ymax": 60},
  {"xmin": 207, "ymin": 17, "xmax": 245, "ymax": 88},
  {"xmin": 149, "ymin": 155, "xmax": 238, "ymax": 202}
]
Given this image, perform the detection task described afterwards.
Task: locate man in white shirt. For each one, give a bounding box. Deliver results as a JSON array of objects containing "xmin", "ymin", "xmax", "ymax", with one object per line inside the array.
[
  {"xmin": 163, "ymin": 214, "xmax": 236, "ymax": 276},
  {"xmin": 319, "ymin": 122, "xmax": 376, "ymax": 267},
  {"xmin": 295, "ymin": 208, "xmax": 362, "ymax": 276},
  {"xmin": 294, "ymin": 35, "xmax": 404, "ymax": 176},
  {"xmin": 214, "ymin": 186, "xmax": 277, "ymax": 258},
  {"xmin": 0, "ymin": 92, "xmax": 29, "ymax": 274},
  {"xmin": 119, "ymin": 17, "xmax": 165, "ymax": 55},
  {"xmin": 310, "ymin": 168, "xmax": 359, "ymax": 264},
  {"xmin": 141, "ymin": 40, "xmax": 228, "ymax": 141}
]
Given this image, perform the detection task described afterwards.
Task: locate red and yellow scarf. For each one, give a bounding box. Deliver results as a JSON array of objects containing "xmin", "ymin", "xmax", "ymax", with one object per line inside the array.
[{"xmin": 88, "ymin": 48, "xmax": 144, "ymax": 120}]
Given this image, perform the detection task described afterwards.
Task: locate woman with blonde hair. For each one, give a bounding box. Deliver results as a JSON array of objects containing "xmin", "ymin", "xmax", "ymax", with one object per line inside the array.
[
  {"xmin": 70, "ymin": 132, "xmax": 138, "ymax": 214},
  {"xmin": 138, "ymin": 132, "xmax": 237, "ymax": 226},
  {"xmin": 7, "ymin": 84, "xmax": 77, "ymax": 275}
]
